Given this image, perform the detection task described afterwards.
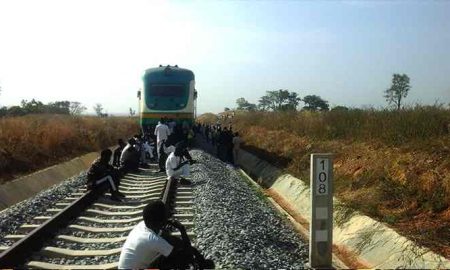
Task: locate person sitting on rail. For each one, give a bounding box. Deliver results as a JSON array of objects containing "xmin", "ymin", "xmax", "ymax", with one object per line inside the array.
[
  {"xmin": 134, "ymin": 133, "xmax": 150, "ymax": 168},
  {"xmin": 142, "ymin": 136, "xmax": 155, "ymax": 162},
  {"xmin": 165, "ymin": 142, "xmax": 195, "ymax": 185},
  {"xmin": 118, "ymin": 200, "xmax": 213, "ymax": 269},
  {"xmin": 113, "ymin": 139, "xmax": 126, "ymax": 168},
  {"xmin": 120, "ymin": 138, "xmax": 140, "ymax": 173},
  {"xmin": 154, "ymin": 118, "xmax": 171, "ymax": 160},
  {"xmin": 87, "ymin": 149, "xmax": 125, "ymax": 201}
]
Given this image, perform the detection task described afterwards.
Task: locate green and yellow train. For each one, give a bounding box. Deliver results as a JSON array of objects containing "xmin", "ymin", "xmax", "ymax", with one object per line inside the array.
[{"xmin": 138, "ymin": 65, "xmax": 197, "ymax": 131}]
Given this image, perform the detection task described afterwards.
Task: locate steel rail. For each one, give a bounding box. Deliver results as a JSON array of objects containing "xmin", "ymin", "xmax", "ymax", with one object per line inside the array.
[
  {"xmin": 161, "ymin": 177, "xmax": 174, "ymax": 205},
  {"xmin": 0, "ymin": 185, "xmax": 107, "ymax": 268},
  {"xmin": 0, "ymin": 173, "xmax": 180, "ymax": 268}
]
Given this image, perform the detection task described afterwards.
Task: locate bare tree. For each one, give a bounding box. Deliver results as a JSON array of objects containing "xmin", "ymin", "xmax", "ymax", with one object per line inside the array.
[
  {"xmin": 69, "ymin": 102, "xmax": 87, "ymax": 115},
  {"xmin": 129, "ymin": 107, "xmax": 136, "ymax": 117},
  {"xmin": 93, "ymin": 103, "xmax": 104, "ymax": 117}
]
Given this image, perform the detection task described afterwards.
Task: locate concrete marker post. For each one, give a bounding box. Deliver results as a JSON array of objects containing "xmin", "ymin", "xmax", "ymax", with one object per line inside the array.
[{"xmin": 309, "ymin": 153, "xmax": 333, "ymax": 268}]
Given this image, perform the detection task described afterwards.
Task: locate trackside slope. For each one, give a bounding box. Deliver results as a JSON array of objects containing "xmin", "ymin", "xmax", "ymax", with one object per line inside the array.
[
  {"xmin": 238, "ymin": 149, "xmax": 450, "ymax": 269},
  {"xmin": 0, "ymin": 152, "xmax": 99, "ymax": 211}
]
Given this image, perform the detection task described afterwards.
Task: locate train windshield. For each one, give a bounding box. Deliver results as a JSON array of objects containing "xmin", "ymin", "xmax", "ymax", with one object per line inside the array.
[{"xmin": 149, "ymin": 85, "xmax": 185, "ymax": 97}]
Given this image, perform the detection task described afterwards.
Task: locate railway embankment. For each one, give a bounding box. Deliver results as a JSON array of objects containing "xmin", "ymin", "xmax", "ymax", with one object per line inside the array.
[
  {"xmin": 229, "ymin": 117, "xmax": 450, "ymax": 258},
  {"xmin": 237, "ymin": 148, "xmax": 450, "ymax": 268},
  {"xmin": 0, "ymin": 150, "xmax": 100, "ymax": 211}
]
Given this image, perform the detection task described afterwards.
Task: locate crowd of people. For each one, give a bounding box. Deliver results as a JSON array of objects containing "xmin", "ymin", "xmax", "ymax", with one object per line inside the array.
[
  {"xmin": 193, "ymin": 123, "xmax": 243, "ymax": 167},
  {"xmin": 85, "ymin": 118, "xmax": 247, "ymax": 269},
  {"xmin": 87, "ymin": 118, "xmax": 198, "ymax": 201},
  {"xmin": 85, "ymin": 118, "xmax": 211, "ymax": 269}
]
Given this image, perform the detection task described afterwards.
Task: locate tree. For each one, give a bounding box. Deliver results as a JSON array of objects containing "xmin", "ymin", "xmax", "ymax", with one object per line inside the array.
[
  {"xmin": 93, "ymin": 103, "xmax": 104, "ymax": 117},
  {"xmin": 258, "ymin": 95, "xmax": 272, "ymax": 111},
  {"xmin": 258, "ymin": 89, "xmax": 301, "ymax": 111},
  {"xmin": 384, "ymin": 73, "xmax": 411, "ymax": 110},
  {"xmin": 236, "ymin": 98, "xmax": 257, "ymax": 111},
  {"xmin": 7, "ymin": 106, "xmax": 26, "ymax": 116},
  {"xmin": 47, "ymin": 101, "xmax": 70, "ymax": 114},
  {"xmin": 0, "ymin": 106, "xmax": 7, "ymax": 117},
  {"xmin": 330, "ymin": 105, "xmax": 349, "ymax": 112},
  {"xmin": 287, "ymin": 92, "xmax": 302, "ymax": 110},
  {"xmin": 302, "ymin": 95, "xmax": 329, "ymax": 111},
  {"xmin": 224, "ymin": 107, "xmax": 230, "ymax": 111},
  {"xmin": 129, "ymin": 107, "xmax": 136, "ymax": 117},
  {"xmin": 20, "ymin": 99, "xmax": 46, "ymax": 114},
  {"xmin": 69, "ymin": 102, "xmax": 87, "ymax": 115}
]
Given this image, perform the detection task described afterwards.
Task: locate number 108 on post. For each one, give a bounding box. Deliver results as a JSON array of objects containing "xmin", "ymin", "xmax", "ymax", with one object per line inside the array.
[{"xmin": 316, "ymin": 158, "xmax": 329, "ymax": 196}]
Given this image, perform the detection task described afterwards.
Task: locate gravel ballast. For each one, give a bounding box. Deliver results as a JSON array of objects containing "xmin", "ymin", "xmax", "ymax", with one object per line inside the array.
[
  {"xmin": 0, "ymin": 172, "xmax": 87, "ymax": 246},
  {"xmin": 190, "ymin": 150, "xmax": 309, "ymax": 269},
  {"xmin": 1, "ymin": 148, "xmax": 309, "ymax": 268}
]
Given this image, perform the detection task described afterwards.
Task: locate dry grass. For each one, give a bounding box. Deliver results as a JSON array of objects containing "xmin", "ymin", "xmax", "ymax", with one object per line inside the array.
[
  {"xmin": 0, "ymin": 114, "xmax": 139, "ymax": 184},
  {"xmin": 230, "ymin": 106, "xmax": 450, "ymax": 257},
  {"xmin": 232, "ymin": 105, "xmax": 450, "ymax": 145}
]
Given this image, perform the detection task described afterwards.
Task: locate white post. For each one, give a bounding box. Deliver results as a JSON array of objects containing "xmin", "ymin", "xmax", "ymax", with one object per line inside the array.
[{"xmin": 309, "ymin": 153, "xmax": 333, "ymax": 268}]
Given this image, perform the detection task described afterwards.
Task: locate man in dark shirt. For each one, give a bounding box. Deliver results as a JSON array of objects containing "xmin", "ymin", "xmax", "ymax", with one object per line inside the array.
[
  {"xmin": 87, "ymin": 149, "xmax": 125, "ymax": 201},
  {"xmin": 113, "ymin": 139, "xmax": 126, "ymax": 167},
  {"xmin": 120, "ymin": 138, "xmax": 140, "ymax": 174}
]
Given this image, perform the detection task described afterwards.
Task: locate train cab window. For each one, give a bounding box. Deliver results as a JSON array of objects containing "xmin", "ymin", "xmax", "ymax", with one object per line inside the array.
[{"xmin": 149, "ymin": 85, "xmax": 185, "ymax": 97}]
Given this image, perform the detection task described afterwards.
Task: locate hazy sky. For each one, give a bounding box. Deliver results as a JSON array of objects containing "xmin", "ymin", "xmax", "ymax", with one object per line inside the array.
[{"xmin": 0, "ymin": 0, "xmax": 449, "ymax": 114}]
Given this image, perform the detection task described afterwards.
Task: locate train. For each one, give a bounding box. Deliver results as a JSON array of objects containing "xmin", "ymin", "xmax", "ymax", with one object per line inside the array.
[{"xmin": 138, "ymin": 65, "xmax": 197, "ymax": 131}]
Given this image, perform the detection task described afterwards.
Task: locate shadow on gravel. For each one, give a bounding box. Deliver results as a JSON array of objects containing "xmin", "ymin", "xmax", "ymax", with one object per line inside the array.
[{"xmin": 190, "ymin": 180, "xmax": 207, "ymax": 187}]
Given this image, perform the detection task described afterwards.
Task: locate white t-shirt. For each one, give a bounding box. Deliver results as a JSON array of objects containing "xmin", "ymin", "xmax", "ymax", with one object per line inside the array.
[
  {"xmin": 118, "ymin": 221, "xmax": 173, "ymax": 269},
  {"xmin": 164, "ymin": 145, "xmax": 176, "ymax": 155},
  {"xmin": 154, "ymin": 123, "xmax": 171, "ymax": 143},
  {"xmin": 165, "ymin": 152, "xmax": 183, "ymax": 177}
]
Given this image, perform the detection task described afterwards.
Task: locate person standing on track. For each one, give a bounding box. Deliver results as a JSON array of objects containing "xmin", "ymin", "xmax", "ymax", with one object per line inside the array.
[
  {"xmin": 154, "ymin": 118, "xmax": 171, "ymax": 160},
  {"xmin": 118, "ymin": 200, "xmax": 213, "ymax": 269},
  {"xmin": 87, "ymin": 149, "xmax": 125, "ymax": 201}
]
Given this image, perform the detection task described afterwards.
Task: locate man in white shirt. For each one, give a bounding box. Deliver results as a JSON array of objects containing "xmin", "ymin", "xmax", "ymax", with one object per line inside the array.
[
  {"xmin": 165, "ymin": 142, "xmax": 195, "ymax": 184},
  {"xmin": 154, "ymin": 119, "xmax": 171, "ymax": 159},
  {"xmin": 118, "ymin": 200, "xmax": 213, "ymax": 269}
]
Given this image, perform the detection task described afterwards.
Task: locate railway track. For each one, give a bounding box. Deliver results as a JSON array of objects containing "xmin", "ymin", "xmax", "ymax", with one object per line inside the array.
[{"xmin": 0, "ymin": 164, "xmax": 195, "ymax": 269}]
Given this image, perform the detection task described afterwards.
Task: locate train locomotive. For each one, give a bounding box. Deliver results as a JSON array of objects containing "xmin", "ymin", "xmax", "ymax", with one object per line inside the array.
[{"xmin": 138, "ymin": 65, "xmax": 197, "ymax": 132}]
